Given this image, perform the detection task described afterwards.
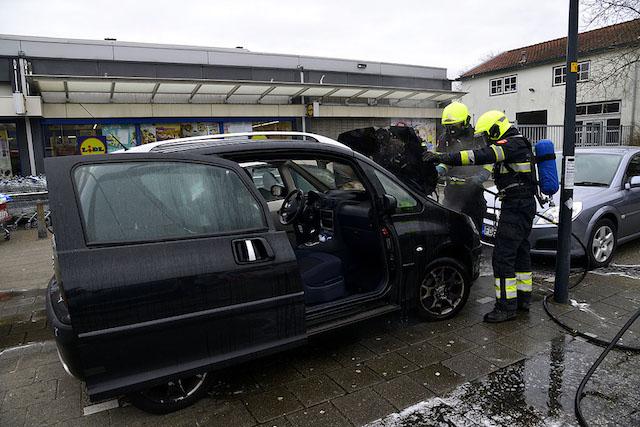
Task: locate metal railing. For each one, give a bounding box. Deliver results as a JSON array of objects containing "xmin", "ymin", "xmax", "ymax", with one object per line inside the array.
[{"xmin": 518, "ymin": 125, "xmax": 635, "ymax": 149}]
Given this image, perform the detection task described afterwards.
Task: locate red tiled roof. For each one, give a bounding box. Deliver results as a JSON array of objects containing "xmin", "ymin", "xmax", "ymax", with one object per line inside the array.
[{"xmin": 460, "ymin": 18, "xmax": 640, "ymax": 78}]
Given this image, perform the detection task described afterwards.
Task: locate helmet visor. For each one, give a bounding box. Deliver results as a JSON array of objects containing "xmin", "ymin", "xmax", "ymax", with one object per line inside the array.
[{"xmin": 445, "ymin": 123, "xmax": 464, "ymax": 138}]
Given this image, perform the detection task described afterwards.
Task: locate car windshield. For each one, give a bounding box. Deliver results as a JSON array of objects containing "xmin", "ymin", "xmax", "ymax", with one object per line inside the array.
[{"xmin": 555, "ymin": 153, "xmax": 623, "ymax": 186}]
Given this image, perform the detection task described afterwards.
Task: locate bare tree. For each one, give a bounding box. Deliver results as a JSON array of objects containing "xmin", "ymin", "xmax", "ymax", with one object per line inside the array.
[
  {"xmin": 577, "ymin": 1, "xmax": 640, "ymax": 100},
  {"xmin": 581, "ymin": 0, "xmax": 640, "ymax": 26}
]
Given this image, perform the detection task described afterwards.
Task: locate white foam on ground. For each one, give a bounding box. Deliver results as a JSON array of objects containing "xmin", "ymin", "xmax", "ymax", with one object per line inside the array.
[
  {"xmin": 570, "ymin": 299, "xmax": 605, "ymax": 321},
  {"xmin": 591, "ymin": 264, "xmax": 640, "ymax": 281}
]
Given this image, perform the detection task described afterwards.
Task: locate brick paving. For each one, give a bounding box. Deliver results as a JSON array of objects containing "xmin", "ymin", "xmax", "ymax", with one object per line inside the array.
[{"xmin": 0, "ymin": 229, "xmax": 639, "ymax": 425}]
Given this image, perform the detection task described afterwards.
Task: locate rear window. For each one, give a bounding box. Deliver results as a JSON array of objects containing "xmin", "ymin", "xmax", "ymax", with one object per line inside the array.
[{"xmin": 74, "ymin": 161, "xmax": 266, "ymax": 244}]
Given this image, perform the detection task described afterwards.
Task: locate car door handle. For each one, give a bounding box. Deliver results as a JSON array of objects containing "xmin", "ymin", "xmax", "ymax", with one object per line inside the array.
[{"xmin": 232, "ymin": 238, "xmax": 274, "ymax": 264}]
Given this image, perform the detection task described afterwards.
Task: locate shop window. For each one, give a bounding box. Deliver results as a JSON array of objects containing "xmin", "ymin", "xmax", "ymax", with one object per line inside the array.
[
  {"xmin": 43, "ymin": 124, "xmax": 137, "ymax": 157},
  {"xmin": 0, "ymin": 123, "xmax": 20, "ymax": 177}
]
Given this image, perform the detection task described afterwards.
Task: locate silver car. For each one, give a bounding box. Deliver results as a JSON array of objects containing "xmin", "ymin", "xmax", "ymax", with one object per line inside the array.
[{"xmin": 481, "ymin": 147, "xmax": 640, "ymax": 268}]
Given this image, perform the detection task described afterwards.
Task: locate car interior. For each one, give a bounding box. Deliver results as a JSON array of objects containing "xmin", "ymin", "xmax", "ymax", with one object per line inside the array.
[{"xmin": 239, "ymin": 158, "xmax": 388, "ymax": 307}]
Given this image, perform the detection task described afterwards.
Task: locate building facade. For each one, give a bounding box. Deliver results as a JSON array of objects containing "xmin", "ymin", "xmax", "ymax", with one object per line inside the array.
[
  {"xmin": 459, "ymin": 19, "xmax": 640, "ymax": 148},
  {"xmin": 0, "ymin": 35, "xmax": 461, "ymax": 177}
]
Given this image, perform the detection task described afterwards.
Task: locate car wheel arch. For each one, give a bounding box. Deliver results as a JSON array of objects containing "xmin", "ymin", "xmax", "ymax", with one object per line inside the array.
[{"xmin": 584, "ymin": 207, "xmax": 620, "ymax": 244}]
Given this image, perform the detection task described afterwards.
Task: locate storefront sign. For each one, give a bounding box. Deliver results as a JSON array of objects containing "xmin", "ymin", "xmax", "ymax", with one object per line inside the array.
[{"xmin": 78, "ymin": 136, "xmax": 107, "ymax": 155}]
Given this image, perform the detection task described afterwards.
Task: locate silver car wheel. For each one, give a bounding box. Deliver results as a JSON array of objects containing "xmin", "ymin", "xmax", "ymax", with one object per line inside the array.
[{"xmin": 592, "ymin": 225, "xmax": 614, "ymax": 263}]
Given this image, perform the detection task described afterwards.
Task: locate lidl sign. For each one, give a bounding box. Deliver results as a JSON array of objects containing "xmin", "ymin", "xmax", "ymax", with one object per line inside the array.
[{"xmin": 78, "ymin": 136, "xmax": 107, "ymax": 155}]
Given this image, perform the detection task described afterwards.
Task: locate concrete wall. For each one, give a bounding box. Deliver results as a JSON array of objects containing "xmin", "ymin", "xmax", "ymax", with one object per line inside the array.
[{"xmin": 459, "ymin": 50, "xmax": 640, "ymax": 128}]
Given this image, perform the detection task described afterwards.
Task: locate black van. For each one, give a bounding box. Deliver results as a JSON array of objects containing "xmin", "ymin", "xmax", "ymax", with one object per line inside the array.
[{"xmin": 46, "ymin": 132, "xmax": 481, "ymax": 413}]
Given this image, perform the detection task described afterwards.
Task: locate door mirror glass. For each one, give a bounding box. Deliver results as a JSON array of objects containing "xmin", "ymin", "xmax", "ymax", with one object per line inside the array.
[{"xmin": 271, "ymin": 184, "xmax": 285, "ymax": 197}]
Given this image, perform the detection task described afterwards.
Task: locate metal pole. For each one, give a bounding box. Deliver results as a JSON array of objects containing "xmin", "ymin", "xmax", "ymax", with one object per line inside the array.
[
  {"xmin": 554, "ymin": 0, "xmax": 579, "ymax": 303},
  {"xmin": 36, "ymin": 199, "xmax": 46, "ymax": 239}
]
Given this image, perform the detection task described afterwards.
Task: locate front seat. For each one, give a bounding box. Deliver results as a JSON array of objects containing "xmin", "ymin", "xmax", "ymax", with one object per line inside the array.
[{"xmin": 295, "ymin": 249, "xmax": 346, "ymax": 305}]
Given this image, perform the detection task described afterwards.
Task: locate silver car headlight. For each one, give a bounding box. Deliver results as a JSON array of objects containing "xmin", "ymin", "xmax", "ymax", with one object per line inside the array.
[{"xmin": 536, "ymin": 201, "xmax": 583, "ymax": 225}]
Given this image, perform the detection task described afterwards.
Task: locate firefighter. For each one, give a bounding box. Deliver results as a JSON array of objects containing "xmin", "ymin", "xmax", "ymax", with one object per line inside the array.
[
  {"xmin": 423, "ymin": 110, "xmax": 535, "ymax": 323},
  {"xmin": 435, "ymin": 101, "xmax": 493, "ymax": 231}
]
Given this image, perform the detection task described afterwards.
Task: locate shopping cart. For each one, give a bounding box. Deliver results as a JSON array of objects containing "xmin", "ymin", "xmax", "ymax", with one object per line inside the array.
[
  {"xmin": 0, "ymin": 176, "xmax": 50, "ymax": 231},
  {"xmin": 0, "ymin": 193, "xmax": 11, "ymax": 240}
]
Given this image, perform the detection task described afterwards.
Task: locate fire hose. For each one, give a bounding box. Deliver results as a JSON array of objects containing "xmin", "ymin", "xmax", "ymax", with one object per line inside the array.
[{"xmin": 447, "ymin": 177, "xmax": 640, "ymax": 426}]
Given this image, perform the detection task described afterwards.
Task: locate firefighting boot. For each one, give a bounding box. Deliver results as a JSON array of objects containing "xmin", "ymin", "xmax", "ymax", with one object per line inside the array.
[
  {"xmin": 517, "ymin": 300, "xmax": 531, "ymax": 312},
  {"xmin": 483, "ymin": 307, "xmax": 517, "ymax": 323}
]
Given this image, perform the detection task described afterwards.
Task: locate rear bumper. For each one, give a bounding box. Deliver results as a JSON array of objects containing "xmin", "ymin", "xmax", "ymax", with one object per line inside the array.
[{"xmin": 46, "ymin": 277, "xmax": 83, "ymax": 379}]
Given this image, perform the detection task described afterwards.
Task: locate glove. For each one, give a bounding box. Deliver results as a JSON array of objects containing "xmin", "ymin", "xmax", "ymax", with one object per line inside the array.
[
  {"xmin": 422, "ymin": 151, "xmax": 442, "ymax": 163},
  {"xmin": 435, "ymin": 165, "xmax": 446, "ymax": 177}
]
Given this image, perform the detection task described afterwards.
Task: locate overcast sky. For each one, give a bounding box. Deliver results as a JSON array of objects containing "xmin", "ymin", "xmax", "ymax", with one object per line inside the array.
[{"xmin": 0, "ymin": 0, "xmax": 602, "ymax": 79}]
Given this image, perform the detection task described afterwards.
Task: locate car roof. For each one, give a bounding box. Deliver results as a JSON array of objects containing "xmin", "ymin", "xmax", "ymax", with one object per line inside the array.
[{"xmin": 120, "ymin": 131, "xmax": 355, "ymax": 157}]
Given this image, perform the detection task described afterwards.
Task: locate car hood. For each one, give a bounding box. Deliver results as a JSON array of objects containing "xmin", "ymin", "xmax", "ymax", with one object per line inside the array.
[{"xmin": 483, "ymin": 184, "xmax": 610, "ymax": 212}]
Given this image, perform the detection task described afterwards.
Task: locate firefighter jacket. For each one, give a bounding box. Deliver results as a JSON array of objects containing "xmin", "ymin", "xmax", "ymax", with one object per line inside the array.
[
  {"xmin": 436, "ymin": 126, "xmax": 492, "ymax": 181},
  {"xmin": 438, "ymin": 127, "xmax": 535, "ymax": 198}
]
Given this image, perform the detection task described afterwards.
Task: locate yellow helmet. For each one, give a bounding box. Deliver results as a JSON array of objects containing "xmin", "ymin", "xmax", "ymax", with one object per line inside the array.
[
  {"xmin": 474, "ymin": 110, "xmax": 511, "ymax": 141},
  {"xmin": 441, "ymin": 102, "xmax": 470, "ymax": 126}
]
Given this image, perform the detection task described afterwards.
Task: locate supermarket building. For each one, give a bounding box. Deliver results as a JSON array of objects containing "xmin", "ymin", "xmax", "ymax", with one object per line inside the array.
[{"xmin": 0, "ymin": 34, "xmax": 462, "ymax": 176}]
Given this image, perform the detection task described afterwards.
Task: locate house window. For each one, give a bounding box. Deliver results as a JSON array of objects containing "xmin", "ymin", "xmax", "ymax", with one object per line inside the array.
[
  {"xmin": 576, "ymin": 101, "xmax": 621, "ymax": 116},
  {"xmin": 489, "ymin": 75, "xmax": 516, "ymax": 96},
  {"xmin": 552, "ymin": 61, "xmax": 590, "ymax": 86},
  {"xmin": 490, "ymin": 78, "xmax": 503, "ymax": 95}
]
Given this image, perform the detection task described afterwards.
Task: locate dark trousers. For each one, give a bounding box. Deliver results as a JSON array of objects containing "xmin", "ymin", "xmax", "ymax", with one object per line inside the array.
[
  {"xmin": 492, "ymin": 196, "xmax": 536, "ymax": 311},
  {"xmin": 443, "ymin": 185, "xmax": 487, "ymax": 233}
]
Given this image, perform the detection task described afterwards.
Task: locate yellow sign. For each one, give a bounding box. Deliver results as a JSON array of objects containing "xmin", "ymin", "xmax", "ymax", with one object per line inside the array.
[
  {"xmin": 78, "ymin": 136, "xmax": 107, "ymax": 155},
  {"xmin": 306, "ymin": 103, "xmax": 314, "ymax": 117},
  {"xmin": 570, "ymin": 62, "xmax": 578, "ymax": 72}
]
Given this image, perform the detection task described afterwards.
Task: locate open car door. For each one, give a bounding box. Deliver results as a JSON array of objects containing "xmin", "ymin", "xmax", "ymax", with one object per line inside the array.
[{"xmin": 46, "ymin": 152, "xmax": 306, "ymax": 400}]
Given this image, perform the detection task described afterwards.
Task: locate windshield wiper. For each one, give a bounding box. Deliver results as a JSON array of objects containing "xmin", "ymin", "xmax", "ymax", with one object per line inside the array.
[{"xmin": 574, "ymin": 181, "xmax": 609, "ymax": 187}]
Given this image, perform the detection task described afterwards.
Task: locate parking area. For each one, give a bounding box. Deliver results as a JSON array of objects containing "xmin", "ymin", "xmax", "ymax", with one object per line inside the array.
[{"xmin": 1, "ymin": 229, "xmax": 640, "ymax": 426}]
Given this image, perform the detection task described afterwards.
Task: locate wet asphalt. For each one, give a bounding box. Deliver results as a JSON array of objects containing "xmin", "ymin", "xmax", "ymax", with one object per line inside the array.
[{"xmin": 1, "ymin": 230, "xmax": 640, "ymax": 426}]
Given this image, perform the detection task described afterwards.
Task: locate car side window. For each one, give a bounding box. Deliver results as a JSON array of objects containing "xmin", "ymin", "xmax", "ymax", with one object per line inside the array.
[
  {"xmin": 625, "ymin": 154, "xmax": 640, "ymax": 182},
  {"xmin": 74, "ymin": 161, "xmax": 266, "ymax": 244},
  {"xmin": 248, "ymin": 165, "xmax": 284, "ymax": 201},
  {"xmin": 371, "ymin": 169, "xmax": 420, "ymax": 214},
  {"xmin": 291, "ymin": 160, "xmax": 366, "ymax": 192}
]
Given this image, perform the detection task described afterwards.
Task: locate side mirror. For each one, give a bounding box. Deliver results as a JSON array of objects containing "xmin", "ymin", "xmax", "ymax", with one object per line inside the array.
[
  {"xmin": 271, "ymin": 185, "xmax": 285, "ymax": 197},
  {"xmin": 381, "ymin": 194, "xmax": 397, "ymax": 215},
  {"xmin": 627, "ymin": 176, "xmax": 640, "ymax": 190}
]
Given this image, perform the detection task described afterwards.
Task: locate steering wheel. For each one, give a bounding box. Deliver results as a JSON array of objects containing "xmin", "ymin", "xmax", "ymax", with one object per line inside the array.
[{"xmin": 278, "ymin": 189, "xmax": 305, "ymax": 225}]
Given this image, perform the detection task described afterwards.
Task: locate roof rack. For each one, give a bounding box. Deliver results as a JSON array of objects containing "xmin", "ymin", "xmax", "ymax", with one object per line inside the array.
[{"xmin": 124, "ymin": 131, "xmax": 348, "ymax": 153}]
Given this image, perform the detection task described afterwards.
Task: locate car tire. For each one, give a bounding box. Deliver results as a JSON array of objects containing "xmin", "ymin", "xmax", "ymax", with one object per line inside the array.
[
  {"xmin": 587, "ymin": 218, "xmax": 617, "ymax": 269},
  {"xmin": 127, "ymin": 372, "xmax": 212, "ymax": 414},
  {"xmin": 416, "ymin": 257, "xmax": 470, "ymax": 321}
]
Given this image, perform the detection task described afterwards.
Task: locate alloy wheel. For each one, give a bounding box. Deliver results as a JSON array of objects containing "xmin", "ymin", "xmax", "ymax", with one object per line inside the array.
[
  {"xmin": 139, "ymin": 373, "xmax": 208, "ymax": 405},
  {"xmin": 591, "ymin": 225, "xmax": 614, "ymax": 263},
  {"xmin": 419, "ymin": 266, "xmax": 465, "ymax": 317}
]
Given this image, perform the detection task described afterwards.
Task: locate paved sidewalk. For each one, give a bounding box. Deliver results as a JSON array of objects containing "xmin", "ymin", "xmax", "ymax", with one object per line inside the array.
[{"xmin": 1, "ymin": 229, "xmax": 639, "ymax": 426}]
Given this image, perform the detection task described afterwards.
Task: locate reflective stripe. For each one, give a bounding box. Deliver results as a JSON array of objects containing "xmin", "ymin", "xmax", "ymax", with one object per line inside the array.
[
  {"xmin": 505, "ymin": 277, "xmax": 517, "ymax": 299},
  {"xmin": 516, "ymin": 272, "xmax": 533, "ymax": 292},
  {"xmin": 491, "ymin": 145, "xmax": 505, "ymax": 162},
  {"xmin": 495, "ymin": 277, "xmax": 518, "ymax": 300},
  {"xmin": 499, "ymin": 163, "xmax": 532, "ymax": 174},
  {"xmin": 460, "ymin": 151, "xmax": 470, "ymax": 165},
  {"xmin": 438, "ymin": 163, "xmax": 449, "ymax": 171},
  {"xmin": 483, "ymin": 164, "xmax": 493, "ymax": 172},
  {"xmin": 448, "ymin": 181, "xmax": 466, "ymax": 185},
  {"xmin": 468, "ymin": 151, "xmax": 476, "ymax": 165}
]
